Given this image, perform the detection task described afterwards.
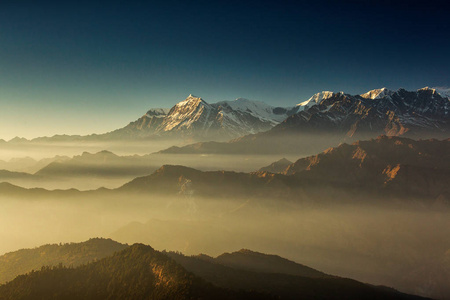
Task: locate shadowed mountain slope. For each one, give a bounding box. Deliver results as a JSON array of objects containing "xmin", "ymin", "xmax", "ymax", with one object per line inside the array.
[
  {"xmin": 258, "ymin": 158, "xmax": 292, "ymax": 173},
  {"xmin": 283, "ymin": 135, "xmax": 450, "ymax": 198},
  {"xmin": 166, "ymin": 250, "xmax": 427, "ymax": 300}
]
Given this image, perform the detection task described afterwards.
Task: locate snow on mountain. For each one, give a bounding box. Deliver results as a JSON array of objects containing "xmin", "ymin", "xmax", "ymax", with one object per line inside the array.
[
  {"xmin": 217, "ymin": 98, "xmax": 291, "ymax": 124},
  {"xmin": 275, "ymin": 87, "xmax": 450, "ymax": 138},
  {"xmin": 113, "ymin": 95, "xmax": 294, "ymax": 140},
  {"xmin": 360, "ymin": 87, "xmax": 394, "ymax": 99},
  {"xmin": 294, "ymin": 91, "xmax": 339, "ymax": 113},
  {"xmin": 158, "ymin": 95, "xmax": 214, "ymax": 132},
  {"xmin": 107, "ymin": 86, "xmax": 449, "ymax": 141}
]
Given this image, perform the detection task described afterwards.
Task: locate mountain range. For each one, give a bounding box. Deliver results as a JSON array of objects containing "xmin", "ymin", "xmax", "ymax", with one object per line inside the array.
[
  {"xmin": 159, "ymin": 87, "xmax": 450, "ymax": 154},
  {"xmin": 107, "ymin": 95, "xmax": 295, "ymax": 140},
  {"xmin": 0, "ymin": 156, "xmax": 69, "ymax": 174},
  {"xmin": 4, "ymin": 87, "xmax": 448, "ymax": 146}
]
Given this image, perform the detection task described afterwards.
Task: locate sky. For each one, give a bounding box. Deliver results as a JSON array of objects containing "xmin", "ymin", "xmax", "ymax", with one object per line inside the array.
[{"xmin": 0, "ymin": 0, "xmax": 449, "ymax": 140}]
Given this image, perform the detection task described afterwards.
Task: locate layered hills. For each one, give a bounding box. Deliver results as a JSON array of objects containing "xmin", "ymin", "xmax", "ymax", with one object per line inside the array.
[
  {"xmin": 0, "ymin": 151, "xmax": 157, "ymax": 190},
  {"xmin": 35, "ymin": 150, "xmax": 154, "ymax": 179},
  {"xmin": 0, "ymin": 135, "xmax": 448, "ymax": 299},
  {"xmin": 1, "ymin": 136, "xmax": 448, "ymax": 201},
  {"xmin": 122, "ymin": 136, "xmax": 450, "ymax": 200},
  {"xmin": 0, "ymin": 156, "xmax": 69, "ymax": 174}
]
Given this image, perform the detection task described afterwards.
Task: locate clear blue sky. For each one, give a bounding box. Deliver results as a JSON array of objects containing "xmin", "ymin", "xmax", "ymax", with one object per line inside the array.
[{"xmin": 0, "ymin": 0, "xmax": 448, "ymax": 139}]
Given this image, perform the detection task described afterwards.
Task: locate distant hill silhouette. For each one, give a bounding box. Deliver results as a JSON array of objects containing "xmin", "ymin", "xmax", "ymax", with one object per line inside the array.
[
  {"xmin": 35, "ymin": 150, "xmax": 156, "ymax": 179},
  {"xmin": 258, "ymin": 158, "xmax": 292, "ymax": 173},
  {"xmin": 1, "ymin": 136, "xmax": 448, "ymax": 203}
]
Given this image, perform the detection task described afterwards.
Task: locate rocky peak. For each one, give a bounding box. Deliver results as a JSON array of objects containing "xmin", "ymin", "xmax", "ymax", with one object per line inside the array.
[
  {"xmin": 296, "ymin": 91, "xmax": 336, "ymax": 111},
  {"xmin": 360, "ymin": 87, "xmax": 394, "ymax": 99},
  {"xmin": 175, "ymin": 94, "xmax": 209, "ymax": 108}
]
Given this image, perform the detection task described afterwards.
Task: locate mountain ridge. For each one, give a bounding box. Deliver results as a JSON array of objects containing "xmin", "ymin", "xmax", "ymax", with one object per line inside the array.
[
  {"xmin": 122, "ymin": 136, "xmax": 450, "ymax": 201},
  {"xmin": 6, "ymin": 86, "xmax": 447, "ymax": 143}
]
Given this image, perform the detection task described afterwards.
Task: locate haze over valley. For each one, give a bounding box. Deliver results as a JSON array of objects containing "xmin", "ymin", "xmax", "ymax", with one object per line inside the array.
[{"xmin": 0, "ymin": 128, "xmax": 449, "ymax": 299}]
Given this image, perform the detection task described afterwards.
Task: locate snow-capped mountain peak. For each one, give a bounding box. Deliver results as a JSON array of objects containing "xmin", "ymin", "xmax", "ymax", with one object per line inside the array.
[
  {"xmin": 294, "ymin": 91, "xmax": 338, "ymax": 113},
  {"xmin": 159, "ymin": 95, "xmax": 215, "ymax": 132},
  {"xmin": 360, "ymin": 87, "xmax": 394, "ymax": 99},
  {"xmin": 175, "ymin": 94, "xmax": 210, "ymax": 108},
  {"xmin": 115, "ymin": 95, "xmax": 296, "ymax": 140},
  {"xmin": 298, "ymin": 91, "xmax": 336, "ymax": 106}
]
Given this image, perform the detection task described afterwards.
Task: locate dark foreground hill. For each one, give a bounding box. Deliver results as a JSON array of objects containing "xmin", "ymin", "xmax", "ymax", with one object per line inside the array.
[
  {"xmin": 0, "ymin": 244, "xmax": 266, "ymax": 300},
  {"xmin": 0, "ymin": 242, "xmax": 428, "ymax": 300}
]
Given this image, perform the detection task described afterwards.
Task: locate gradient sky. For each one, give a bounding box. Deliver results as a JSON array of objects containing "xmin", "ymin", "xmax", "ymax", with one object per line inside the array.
[{"xmin": 0, "ymin": 0, "xmax": 449, "ymax": 140}]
